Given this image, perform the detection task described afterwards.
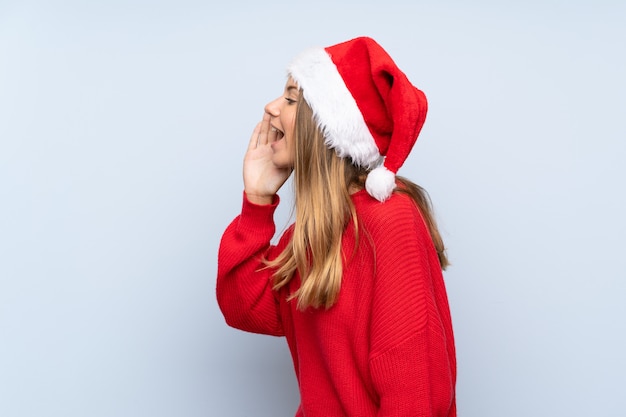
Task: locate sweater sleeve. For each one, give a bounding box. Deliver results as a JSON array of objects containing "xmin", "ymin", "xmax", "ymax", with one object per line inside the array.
[
  {"xmin": 216, "ymin": 192, "xmax": 287, "ymax": 336},
  {"xmin": 367, "ymin": 196, "xmax": 456, "ymax": 416}
]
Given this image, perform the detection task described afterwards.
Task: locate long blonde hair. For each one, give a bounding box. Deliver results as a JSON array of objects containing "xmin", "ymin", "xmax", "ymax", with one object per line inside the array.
[{"xmin": 268, "ymin": 91, "xmax": 448, "ymax": 310}]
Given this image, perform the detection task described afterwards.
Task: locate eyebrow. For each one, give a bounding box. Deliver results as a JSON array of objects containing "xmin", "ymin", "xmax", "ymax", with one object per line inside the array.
[{"xmin": 286, "ymin": 85, "xmax": 299, "ymax": 93}]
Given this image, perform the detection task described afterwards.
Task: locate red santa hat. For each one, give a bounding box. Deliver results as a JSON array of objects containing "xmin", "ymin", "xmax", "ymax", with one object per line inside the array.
[{"xmin": 287, "ymin": 36, "xmax": 428, "ymax": 202}]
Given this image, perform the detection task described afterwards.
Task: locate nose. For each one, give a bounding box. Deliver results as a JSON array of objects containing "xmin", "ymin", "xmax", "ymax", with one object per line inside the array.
[{"xmin": 264, "ymin": 96, "xmax": 281, "ymax": 116}]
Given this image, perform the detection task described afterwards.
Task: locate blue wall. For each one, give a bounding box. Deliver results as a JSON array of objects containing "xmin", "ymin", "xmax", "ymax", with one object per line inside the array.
[{"xmin": 1, "ymin": 1, "xmax": 624, "ymax": 416}]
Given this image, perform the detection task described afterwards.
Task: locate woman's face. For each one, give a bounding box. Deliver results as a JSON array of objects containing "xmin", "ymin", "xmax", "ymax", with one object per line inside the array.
[{"xmin": 265, "ymin": 78, "xmax": 299, "ymax": 168}]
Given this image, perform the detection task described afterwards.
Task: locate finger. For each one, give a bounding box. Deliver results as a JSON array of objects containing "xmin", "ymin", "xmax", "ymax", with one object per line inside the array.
[
  {"xmin": 257, "ymin": 112, "xmax": 271, "ymax": 145},
  {"xmin": 262, "ymin": 112, "xmax": 279, "ymax": 143},
  {"xmin": 267, "ymin": 124, "xmax": 278, "ymax": 143},
  {"xmin": 248, "ymin": 121, "xmax": 262, "ymax": 151}
]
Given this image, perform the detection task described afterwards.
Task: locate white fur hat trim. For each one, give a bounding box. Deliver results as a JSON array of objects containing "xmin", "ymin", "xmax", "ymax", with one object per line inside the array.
[{"xmin": 287, "ymin": 47, "xmax": 382, "ymax": 169}]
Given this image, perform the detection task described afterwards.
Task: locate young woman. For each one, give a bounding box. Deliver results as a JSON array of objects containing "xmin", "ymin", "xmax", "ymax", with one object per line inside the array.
[{"xmin": 217, "ymin": 37, "xmax": 456, "ymax": 417}]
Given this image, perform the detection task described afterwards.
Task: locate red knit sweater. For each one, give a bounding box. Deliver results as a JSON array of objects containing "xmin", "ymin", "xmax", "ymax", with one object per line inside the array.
[{"xmin": 217, "ymin": 190, "xmax": 456, "ymax": 416}]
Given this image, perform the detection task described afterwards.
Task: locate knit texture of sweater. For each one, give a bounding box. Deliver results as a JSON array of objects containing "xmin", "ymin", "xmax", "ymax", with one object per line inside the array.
[{"xmin": 217, "ymin": 189, "xmax": 456, "ymax": 417}]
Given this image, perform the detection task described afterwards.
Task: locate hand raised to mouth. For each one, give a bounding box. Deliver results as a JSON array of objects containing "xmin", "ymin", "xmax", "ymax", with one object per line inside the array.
[{"xmin": 243, "ymin": 112, "xmax": 292, "ymax": 205}]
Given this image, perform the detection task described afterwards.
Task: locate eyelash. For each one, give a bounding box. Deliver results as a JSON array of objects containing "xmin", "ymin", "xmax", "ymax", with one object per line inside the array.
[{"xmin": 285, "ymin": 97, "xmax": 297, "ymax": 105}]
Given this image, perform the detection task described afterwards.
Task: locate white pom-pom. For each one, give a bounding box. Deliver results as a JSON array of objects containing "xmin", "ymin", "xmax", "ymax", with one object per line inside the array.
[{"xmin": 365, "ymin": 166, "xmax": 396, "ymax": 202}]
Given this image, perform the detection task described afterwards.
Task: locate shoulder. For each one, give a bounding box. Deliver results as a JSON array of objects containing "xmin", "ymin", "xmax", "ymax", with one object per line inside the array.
[
  {"xmin": 353, "ymin": 189, "xmax": 422, "ymax": 230},
  {"xmin": 352, "ymin": 189, "xmax": 435, "ymax": 255}
]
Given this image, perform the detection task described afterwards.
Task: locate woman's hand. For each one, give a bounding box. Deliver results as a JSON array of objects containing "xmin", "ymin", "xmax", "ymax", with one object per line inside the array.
[{"xmin": 243, "ymin": 112, "xmax": 292, "ymax": 205}]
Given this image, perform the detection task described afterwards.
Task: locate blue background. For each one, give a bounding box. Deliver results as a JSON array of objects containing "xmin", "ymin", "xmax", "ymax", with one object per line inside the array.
[{"xmin": 1, "ymin": 1, "xmax": 625, "ymax": 416}]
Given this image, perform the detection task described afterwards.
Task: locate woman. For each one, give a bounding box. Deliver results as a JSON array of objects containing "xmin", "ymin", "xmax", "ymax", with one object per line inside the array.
[{"xmin": 217, "ymin": 37, "xmax": 456, "ymax": 416}]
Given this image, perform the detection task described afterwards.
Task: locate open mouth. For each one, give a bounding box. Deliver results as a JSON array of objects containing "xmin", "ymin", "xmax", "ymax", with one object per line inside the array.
[{"xmin": 272, "ymin": 125, "xmax": 285, "ymax": 140}]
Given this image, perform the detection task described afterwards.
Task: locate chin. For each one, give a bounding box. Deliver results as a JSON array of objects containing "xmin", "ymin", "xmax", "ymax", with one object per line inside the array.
[
  {"xmin": 272, "ymin": 160, "xmax": 293, "ymax": 169},
  {"xmin": 272, "ymin": 154, "xmax": 294, "ymax": 169}
]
